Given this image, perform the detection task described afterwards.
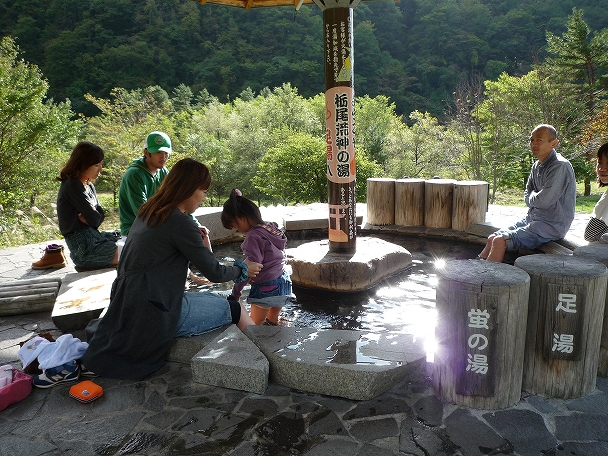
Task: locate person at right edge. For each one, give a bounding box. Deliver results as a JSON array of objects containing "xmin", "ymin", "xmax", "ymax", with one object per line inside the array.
[
  {"xmin": 584, "ymin": 142, "xmax": 608, "ymax": 242},
  {"xmin": 477, "ymin": 124, "xmax": 576, "ymax": 262}
]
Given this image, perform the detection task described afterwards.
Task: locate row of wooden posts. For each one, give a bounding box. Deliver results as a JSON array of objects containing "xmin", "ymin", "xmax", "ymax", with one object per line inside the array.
[
  {"xmin": 363, "ymin": 177, "xmax": 608, "ymax": 409},
  {"xmin": 366, "ymin": 178, "xmax": 490, "ymax": 231},
  {"xmin": 433, "ymin": 249, "xmax": 608, "ymax": 410}
]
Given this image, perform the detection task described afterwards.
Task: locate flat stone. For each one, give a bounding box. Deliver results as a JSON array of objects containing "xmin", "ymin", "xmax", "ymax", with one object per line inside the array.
[
  {"xmin": 349, "ymin": 417, "xmax": 399, "ymax": 442},
  {"xmin": 244, "ymin": 326, "xmax": 426, "ymax": 401},
  {"xmin": 565, "ymin": 390, "xmax": 608, "ymax": 413},
  {"xmin": 555, "ymin": 413, "xmax": 608, "ymax": 441},
  {"xmin": 192, "ymin": 207, "xmax": 241, "ymax": 243},
  {"xmin": 467, "ymin": 221, "xmax": 497, "ymax": 238},
  {"xmin": 482, "ymin": 409, "xmax": 557, "ymax": 456},
  {"xmin": 413, "ymin": 395, "xmax": 444, "ymax": 426},
  {"xmin": 556, "ymin": 442, "xmax": 608, "ymax": 455},
  {"xmin": 400, "ymin": 416, "xmax": 446, "ymax": 455},
  {"xmin": 284, "ymin": 214, "xmax": 363, "ymax": 231},
  {"xmin": 191, "ymin": 325, "xmax": 269, "ymax": 394},
  {"xmin": 444, "ymin": 408, "xmax": 509, "ymax": 456},
  {"xmin": 286, "ymin": 237, "xmax": 412, "ymax": 292},
  {"xmin": 51, "ymin": 269, "xmax": 116, "ymax": 331},
  {"xmin": 166, "ymin": 326, "xmax": 227, "ymax": 364}
]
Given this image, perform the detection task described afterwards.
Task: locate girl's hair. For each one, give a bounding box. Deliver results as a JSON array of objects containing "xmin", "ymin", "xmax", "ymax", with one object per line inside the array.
[
  {"xmin": 597, "ymin": 142, "xmax": 608, "ymax": 188},
  {"xmin": 58, "ymin": 142, "xmax": 105, "ymax": 181},
  {"xmin": 221, "ymin": 189, "xmax": 264, "ymax": 229},
  {"xmin": 138, "ymin": 158, "xmax": 211, "ymax": 227}
]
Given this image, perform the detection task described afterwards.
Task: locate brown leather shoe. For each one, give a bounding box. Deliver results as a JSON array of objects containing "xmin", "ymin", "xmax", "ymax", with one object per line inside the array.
[{"xmin": 32, "ymin": 244, "xmax": 67, "ymax": 269}]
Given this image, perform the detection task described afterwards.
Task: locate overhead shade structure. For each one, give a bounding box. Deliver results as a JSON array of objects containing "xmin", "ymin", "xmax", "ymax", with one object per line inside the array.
[
  {"xmin": 195, "ymin": 0, "xmax": 394, "ymax": 253},
  {"xmin": 196, "ymin": 0, "xmax": 315, "ymax": 9}
]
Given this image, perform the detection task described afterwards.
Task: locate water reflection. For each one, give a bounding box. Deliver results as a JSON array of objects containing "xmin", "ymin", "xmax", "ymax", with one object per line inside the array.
[{"xmin": 190, "ymin": 233, "xmax": 480, "ymax": 360}]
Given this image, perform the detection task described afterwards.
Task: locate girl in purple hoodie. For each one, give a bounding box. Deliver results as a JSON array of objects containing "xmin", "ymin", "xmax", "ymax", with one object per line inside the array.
[{"xmin": 221, "ymin": 189, "xmax": 294, "ymax": 325}]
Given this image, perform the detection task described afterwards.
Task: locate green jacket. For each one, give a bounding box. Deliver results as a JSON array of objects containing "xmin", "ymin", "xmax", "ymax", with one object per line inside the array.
[{"xmin": 118, "ymin": 157, "xmax": 168, "ymax": 235}]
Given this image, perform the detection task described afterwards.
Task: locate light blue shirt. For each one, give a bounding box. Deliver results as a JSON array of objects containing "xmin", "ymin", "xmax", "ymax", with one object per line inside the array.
[{"xmin": 523, "ymin": 149, "xmax": 576, "ymax": 239}]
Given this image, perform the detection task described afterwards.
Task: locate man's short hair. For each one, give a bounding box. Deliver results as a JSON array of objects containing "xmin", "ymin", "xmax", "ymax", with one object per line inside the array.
[{"xmin": 532, "ymin": 124, "xmax": 557, "ymax": 140}]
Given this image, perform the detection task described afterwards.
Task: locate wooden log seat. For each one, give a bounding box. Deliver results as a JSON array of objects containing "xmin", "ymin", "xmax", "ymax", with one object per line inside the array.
[
  {"xmin": 573, "ymin": 243, "xmax": 608, "ymax": 377},
  {"xmin": 433, "ymin": 259, "xmax": 530, "ymax": 409},
  {"xmin": 366, "ymin": 178, "xmax": 395, "ymax": 226},
  {"xmin": 394, "ymin": 178, "xmax": 425, "ymax": 227},
  {"xmin": 514, "ymin": 254, "xmax": 607, "ymax": 399},
  {"xmin": 451, "ymin": 180, "xmax": 489, "ymax": 232},
  {"xmin": 0, "ymin": 277, "xmax": 61, "ymax": 316},
  {"xmin": 424, "ymin": 179, "xmax": 456, "ymax": 229}
]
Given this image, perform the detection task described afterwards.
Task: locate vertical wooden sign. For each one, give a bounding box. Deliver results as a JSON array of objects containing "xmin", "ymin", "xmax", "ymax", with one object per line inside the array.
[{"xmin": 324, "ymin": 7, "xmax": 356, "ymax": 254}]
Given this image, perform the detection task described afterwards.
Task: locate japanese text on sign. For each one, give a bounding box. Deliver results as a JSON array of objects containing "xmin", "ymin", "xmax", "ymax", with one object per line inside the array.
[
  {"xmin": 552, "ymin": 293, "xmax": 576, "ymax": 354},
  {"xmin": 466, "ymin": 309, "xmax": 490, "ymax": 375}
]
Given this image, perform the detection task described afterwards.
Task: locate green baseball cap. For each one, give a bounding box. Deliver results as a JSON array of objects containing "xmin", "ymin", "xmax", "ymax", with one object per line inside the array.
[{"xmin": 145, "ymin": 131, "xmax": 172, "ymax": 154}]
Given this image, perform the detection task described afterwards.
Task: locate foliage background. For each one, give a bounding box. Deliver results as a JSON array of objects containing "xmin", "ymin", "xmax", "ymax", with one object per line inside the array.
[
  {"xmin": 0, "ymin": 0, "xmax": 607, "ymax": 118},
  {"xmin": 0, "ymin": 2, "xmax": 608, "ymax": 248}
]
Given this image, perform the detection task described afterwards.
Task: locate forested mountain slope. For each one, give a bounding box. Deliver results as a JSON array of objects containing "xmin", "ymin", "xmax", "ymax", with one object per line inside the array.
[{"xmin": 0, "ymin": 0, "xmax": 606, "ymax": 117}]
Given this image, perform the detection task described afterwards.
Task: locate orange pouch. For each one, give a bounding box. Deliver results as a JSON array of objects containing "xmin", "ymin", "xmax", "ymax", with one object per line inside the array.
[{"xmin": 69, "ymin": 380, "xmax": 103, "ymax": 403}]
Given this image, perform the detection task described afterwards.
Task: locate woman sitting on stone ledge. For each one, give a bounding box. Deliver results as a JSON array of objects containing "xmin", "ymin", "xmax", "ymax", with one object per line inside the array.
[
  {"xmin": 80, "ymin": 158, "xmax": 261, "ymax": 381},
  {"xmin": 33, "ymin": 141, "xmax": 119, "ymax": 271}
]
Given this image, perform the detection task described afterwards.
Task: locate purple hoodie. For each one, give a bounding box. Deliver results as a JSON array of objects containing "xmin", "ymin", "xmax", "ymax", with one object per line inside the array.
[{"xmin": 230, "ymin": 222, "xmax": 287, "ymax": 300}]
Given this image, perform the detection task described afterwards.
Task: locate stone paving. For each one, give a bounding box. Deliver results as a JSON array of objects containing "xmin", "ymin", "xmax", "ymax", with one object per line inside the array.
[{"xmin": 1, "ymin": 205, "xmax": 607, "ymax": 456}]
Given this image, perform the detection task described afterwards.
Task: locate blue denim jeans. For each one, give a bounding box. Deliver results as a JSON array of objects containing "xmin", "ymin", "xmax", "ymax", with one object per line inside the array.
[
  {"xmin": 175, "ymin": 291, "xmax": 232, "ymax": 337},
  {"xmin": 247, "ymin": 270, "xmax": 294, "ymax": 308},
  {"xmin": 494, "ymin": 219, "xmax": 556, "ymax": 251}
]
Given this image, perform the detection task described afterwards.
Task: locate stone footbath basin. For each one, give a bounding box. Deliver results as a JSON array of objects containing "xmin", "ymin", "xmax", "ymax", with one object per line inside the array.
[{"xmin": 188, "ymin": 232, "xmax": 481, "ymax": 364}]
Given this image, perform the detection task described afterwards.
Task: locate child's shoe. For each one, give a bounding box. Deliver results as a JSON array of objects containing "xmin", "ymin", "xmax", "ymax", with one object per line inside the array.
[
  {"xmin": 33, "ymin": 361, "xmax": 79, "ymax": 388},
  {"xmin": 263, "ymin": 318, "xmax": 279, "ymax": 326},
  {"xmin": 78, "ymin": 363, "xmax": 98, "ymax": 378}
]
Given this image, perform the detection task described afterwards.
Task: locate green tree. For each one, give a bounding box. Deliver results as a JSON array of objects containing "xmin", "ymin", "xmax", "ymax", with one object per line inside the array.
[
  {"xmin": 0, "ymin": 36, "xmax": 80, "ymax": 208},
  {"xmin": 545, "ymin": 7, "xmax": 608, "ymax": 194},
  {"xmin": 254, "ymin": 130, "xmax": 327, "ymax": 204},
  {"xmin": 476, "ymin": 70, "xmax": 586, "ymax": 197},
  {"xmin": 354, "ymin": 94, "xmax": 401, "ymax": 171},
  {"xmin": 385, "ymin": 111, "xmax": 458, "ymax": 180},
  {"xmin": 84, "ymin": 86, "xmax": 175, "ymax": 203}
]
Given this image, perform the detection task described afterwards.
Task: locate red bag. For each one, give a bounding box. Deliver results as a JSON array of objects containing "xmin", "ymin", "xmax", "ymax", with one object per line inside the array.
[{"xmin": 0, "ymin": 369, "xmax": 33, "ymax": 411}]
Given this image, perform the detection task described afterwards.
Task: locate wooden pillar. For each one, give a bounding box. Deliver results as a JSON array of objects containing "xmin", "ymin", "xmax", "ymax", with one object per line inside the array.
[
  {"xmin": 514, "ymin": 254, "xmax": 607, "ymax": 398},
  {"xmin": 323, "ymin": 6, "xmax": 356, "ymax": 253},
  {"xmin": 434, "ymin": 259, "xmax": 530, "ymax": 409},
  {"xmin": 573, "ymin": 243, "xmax": 608, "ymax": 377},
  {"xmin": 366, "ymin": 178, "xmax": 395, "ymax": 225},
  {"xmin": 452, "ymin": 180, "xmax": 489, "ymax": 232},
  {"xmin": 395, "ymin": 178, "xmax": 425, "ymax": 226},
  {"xmin": 424, "ymin": 179, "xmax": 456, "ymax": 229}
]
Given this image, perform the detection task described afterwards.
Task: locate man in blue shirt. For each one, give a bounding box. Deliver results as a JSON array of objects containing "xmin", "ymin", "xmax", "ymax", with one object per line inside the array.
[{"xmin": 478, "ymin": 124, "xmax": 576, "ymax": 262}]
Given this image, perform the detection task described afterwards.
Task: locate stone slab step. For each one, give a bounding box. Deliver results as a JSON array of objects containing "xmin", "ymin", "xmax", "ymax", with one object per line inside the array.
[
  {"xmin": 244, "ymin": 325, "xmax": 427, "ymax": 401},
  {"xmin": 0, "ymin": 276, "xmax": 61, "ymax": 316},
  {"xmin": 284, "ymin": 214, "xmax": 363, "ymax": 231},
  {"xmin": 166, "ymin": 326, "xmax": 227, "ymax": 364},
  {"xmin": 192, "ymin": 207, "xmax": 241, "ymax": 243},
  {"xmin": 191, "ymin": 325, "xmax": 269, "ymax": 394},
  {"xmin": 52, "ymin": 269, "xmax": 116, "ymax": 332}
]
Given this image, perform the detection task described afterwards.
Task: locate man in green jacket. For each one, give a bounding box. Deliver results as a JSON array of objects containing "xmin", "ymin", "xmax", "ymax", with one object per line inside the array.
[{"xmin": 118, "ymin": 131, "xmax": 171, "ymax": 236}]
